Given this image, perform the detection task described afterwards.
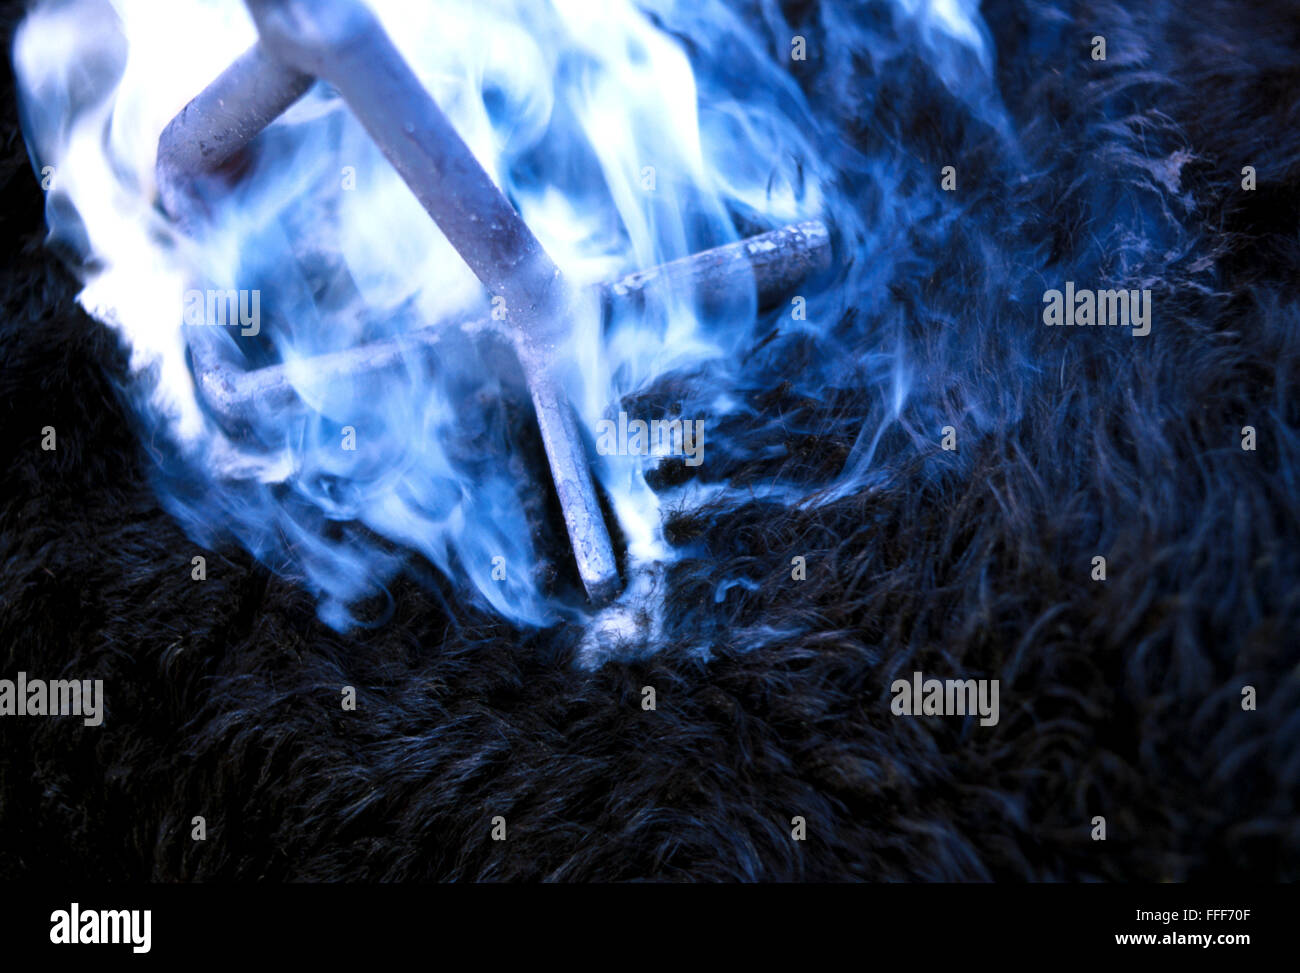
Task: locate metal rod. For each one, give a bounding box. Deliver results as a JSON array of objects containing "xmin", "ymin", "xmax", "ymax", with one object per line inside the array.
[
  {"xmin": 196, "ymin": 220, "xmax": 832, "ymax": 423},
  {"xmin": 158, "ymin": 0, "xmax": 837, "ymax": 607},
  {"xmin": 155, "ymin": 40, "xmax": 365, "ymax": 385},
  {"xmin": 156, "ymin": 41, "xmax": 312, "ymax": 224},
  {"xmin": 155, "ymin": 39, "xmax": 317, "ymax": 387},
  {"xmin": 241, "ymin": 0, "xmax": 619, "ymax": 603},
  {"xmin": 600, "ymin": 219, "xmax": 831, "ymax": 314},
  {"xmin": 244, "ymin": 0, "xmax": 566, "ymax": 311}
]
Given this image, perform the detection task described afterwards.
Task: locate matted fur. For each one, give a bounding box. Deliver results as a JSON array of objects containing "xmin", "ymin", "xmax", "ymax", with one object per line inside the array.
[{"xmin": 1, "ymin": 0, "xmax": 1297, "ymax": 880}]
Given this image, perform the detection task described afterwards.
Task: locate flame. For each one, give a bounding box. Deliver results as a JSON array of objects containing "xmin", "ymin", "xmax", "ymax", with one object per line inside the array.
[{"xmin": 13, "ymin": 0, "xmax": 996, "ymax": 634}]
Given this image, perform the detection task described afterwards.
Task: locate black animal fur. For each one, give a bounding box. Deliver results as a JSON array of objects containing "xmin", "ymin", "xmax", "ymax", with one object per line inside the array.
[{"xmin": 1, "ymin": 0, "xmax": 1297, "ymax": 880}]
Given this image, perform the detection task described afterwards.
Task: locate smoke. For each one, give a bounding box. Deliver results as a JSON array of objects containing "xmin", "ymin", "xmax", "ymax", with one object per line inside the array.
[{"xmin": 13, "ymin": 0, "xmax": 998, "ymax": 632}]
